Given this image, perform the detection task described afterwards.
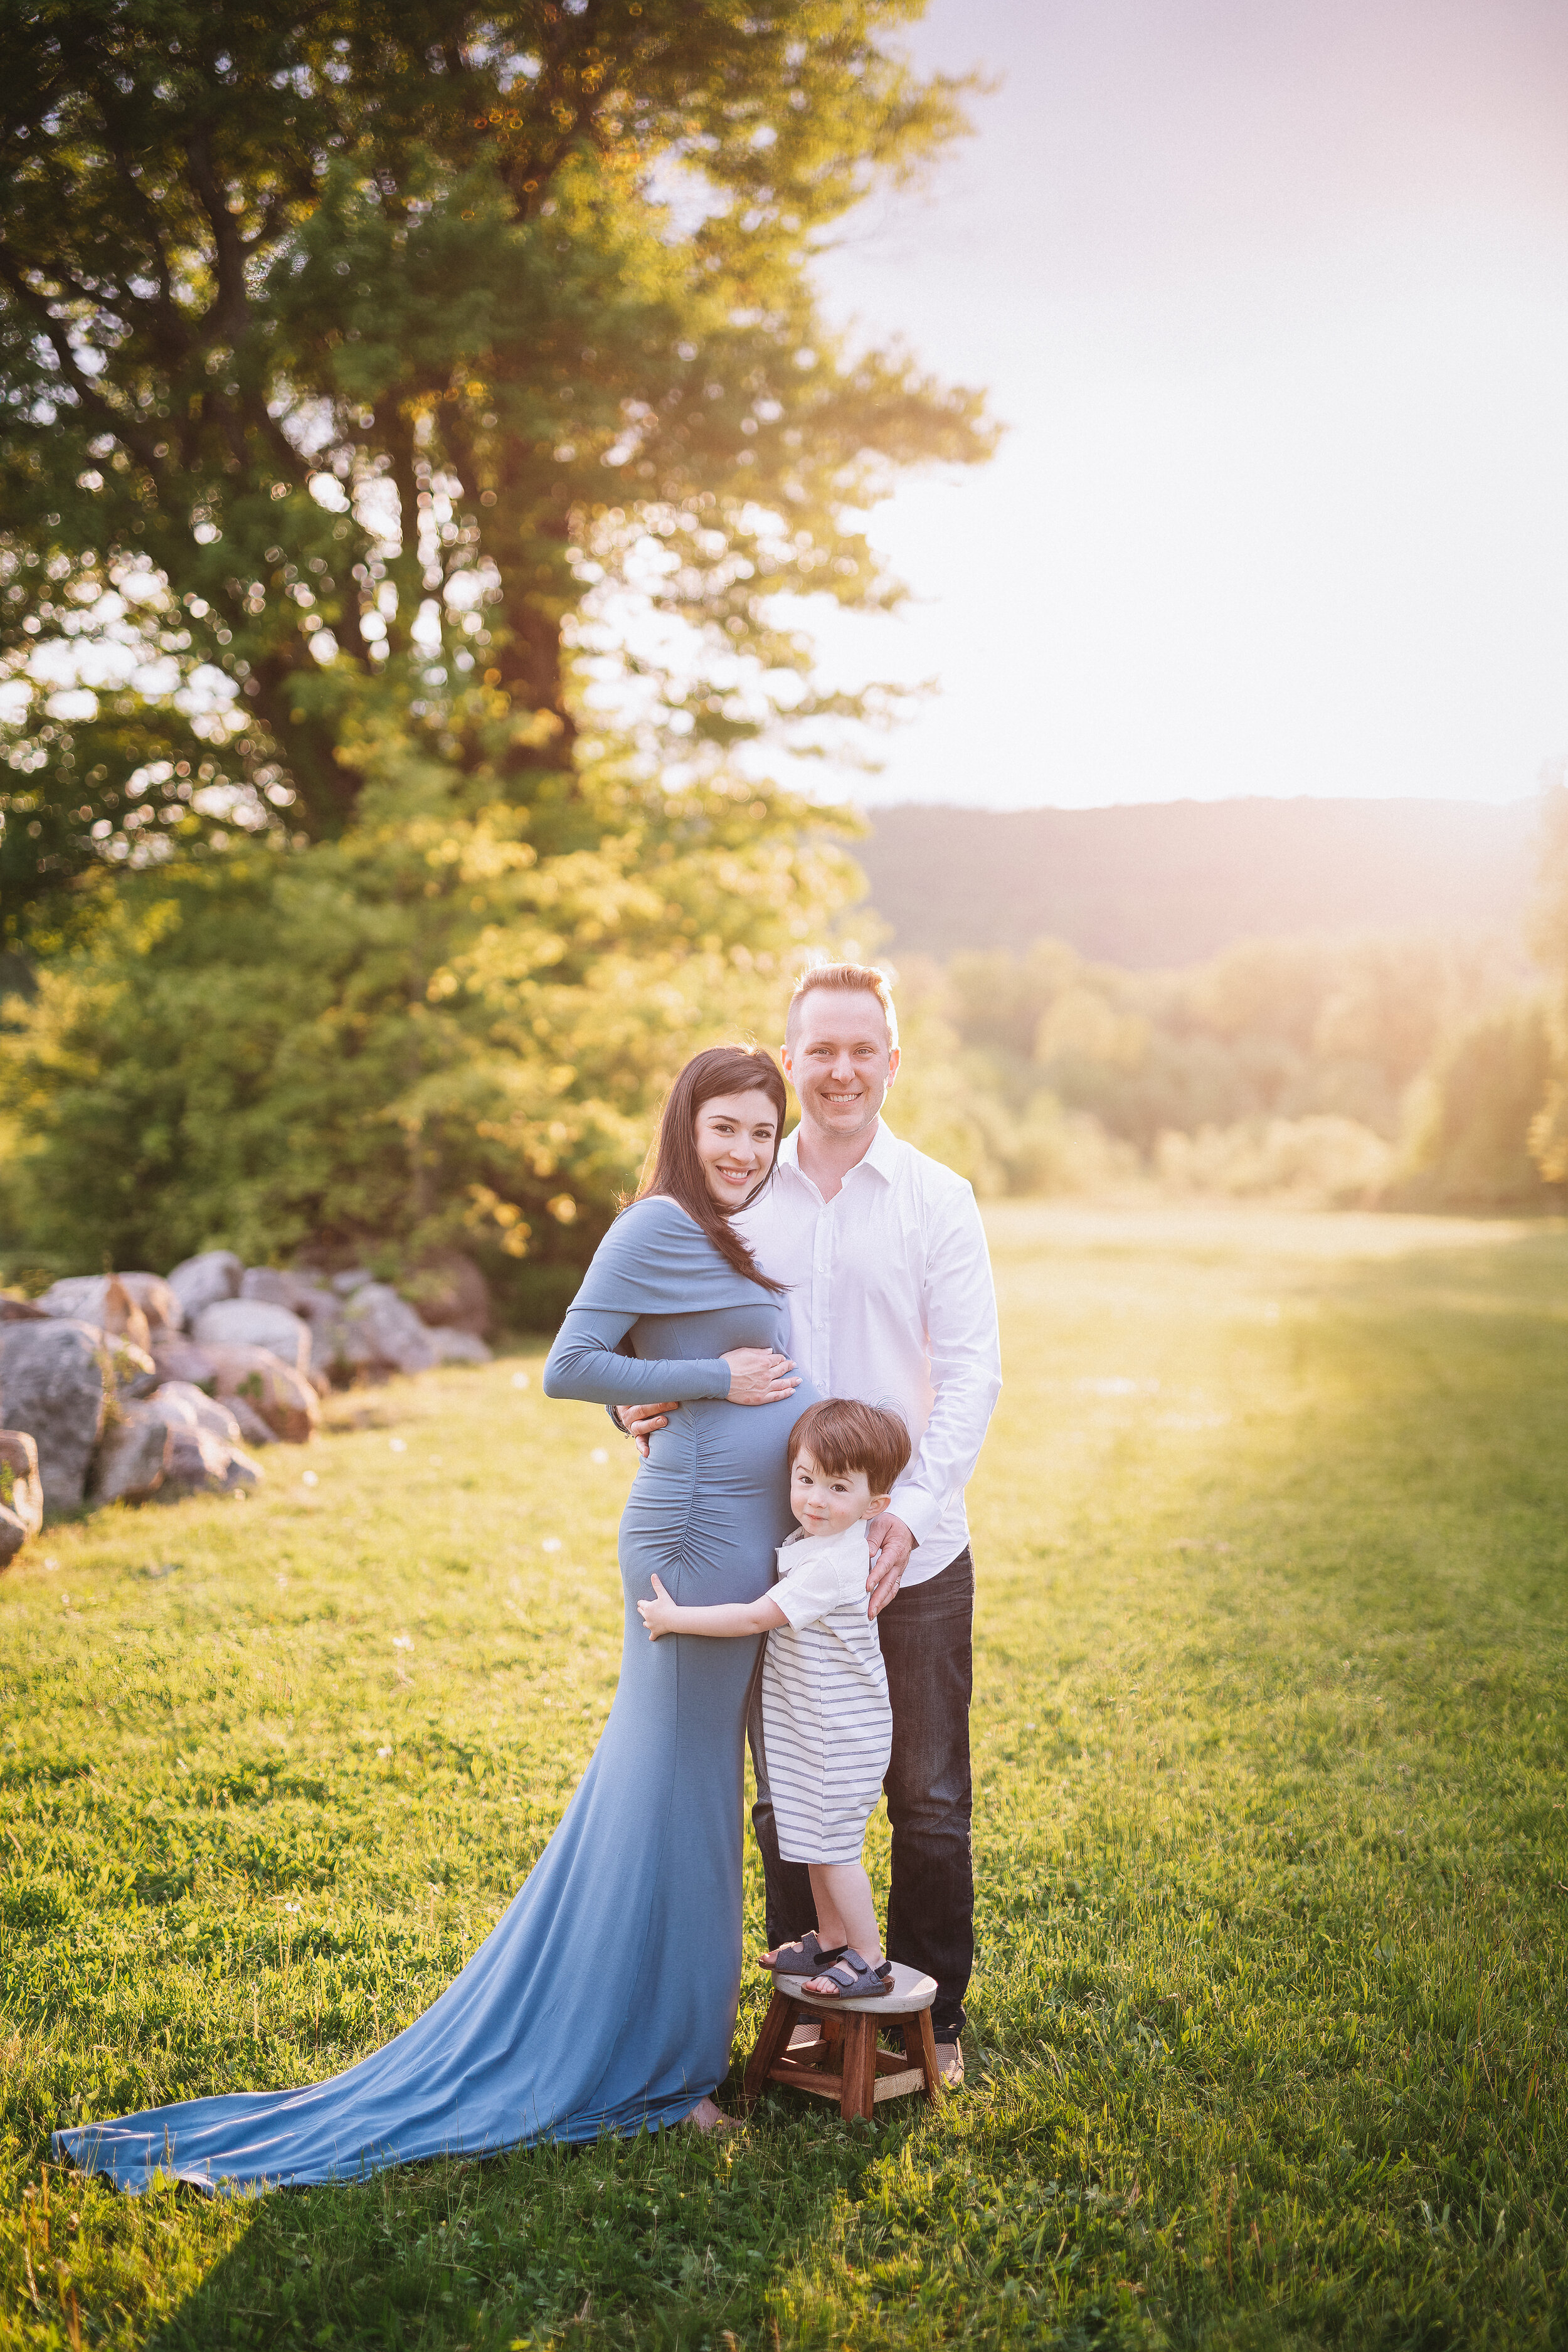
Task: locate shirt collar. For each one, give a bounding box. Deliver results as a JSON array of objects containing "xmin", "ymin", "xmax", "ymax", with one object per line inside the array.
[
  {"xmin": 780, "ymin": 1519, "xmax": 871, "ymax": 1560},
  {"xmin": 778, "ymin": 1116, "xmax": 901, "ymax": 1184}
]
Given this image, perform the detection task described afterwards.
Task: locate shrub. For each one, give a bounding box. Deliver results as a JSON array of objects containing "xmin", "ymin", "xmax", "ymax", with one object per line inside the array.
[
  {"xmin": 0, "ymin": 742, "xmax": 859, "ymax": 1321},
  {"xmin": 1394, "ymin": 998, "xmax": 1560, "ymax": 1209}
]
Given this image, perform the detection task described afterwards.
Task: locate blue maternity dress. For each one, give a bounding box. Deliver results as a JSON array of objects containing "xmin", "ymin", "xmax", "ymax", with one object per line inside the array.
[{"xmin": 53, "ymin": 1197, "xmax": 812, "ymax": 2191}]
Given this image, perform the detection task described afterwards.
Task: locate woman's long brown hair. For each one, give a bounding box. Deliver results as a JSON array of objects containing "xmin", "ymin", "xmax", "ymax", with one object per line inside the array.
[{"xmin": 635, "ymin": 1046, "xmax": 788, "ymax": 1291}]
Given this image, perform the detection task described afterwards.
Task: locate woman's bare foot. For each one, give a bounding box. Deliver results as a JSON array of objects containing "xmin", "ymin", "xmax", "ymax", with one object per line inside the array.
[{"xmin": 682, "ymin": 2095, "xmax": 736, "ymax": 2134}]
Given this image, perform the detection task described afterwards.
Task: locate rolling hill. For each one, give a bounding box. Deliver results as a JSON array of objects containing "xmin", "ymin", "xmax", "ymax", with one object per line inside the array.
[{"xmin": 850, "ymin": 796, "xmax": 1540, "ymax": 968}]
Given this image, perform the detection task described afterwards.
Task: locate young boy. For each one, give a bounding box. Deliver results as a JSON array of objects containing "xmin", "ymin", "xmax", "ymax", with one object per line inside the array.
[{"xmin": 638, "ymin": 1397, "xmax": 910, "ymax": 2000}]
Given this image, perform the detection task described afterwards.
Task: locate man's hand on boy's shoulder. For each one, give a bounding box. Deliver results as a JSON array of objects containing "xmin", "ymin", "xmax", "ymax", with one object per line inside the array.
[{"xmin": 865, "ymin": 1513, "xmax": 914, "ymax": 1617}]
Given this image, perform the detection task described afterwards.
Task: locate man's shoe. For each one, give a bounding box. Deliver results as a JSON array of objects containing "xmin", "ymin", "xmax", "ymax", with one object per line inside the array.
[{"xmin": 934, "ymin": 2038, "xmax": 964, "ymax": 2089}]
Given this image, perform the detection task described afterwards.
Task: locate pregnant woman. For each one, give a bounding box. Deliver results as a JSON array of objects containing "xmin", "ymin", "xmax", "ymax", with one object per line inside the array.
[{"xmin": 54, "ymin": 1046, "xmax": 810, "ymax": 2188}]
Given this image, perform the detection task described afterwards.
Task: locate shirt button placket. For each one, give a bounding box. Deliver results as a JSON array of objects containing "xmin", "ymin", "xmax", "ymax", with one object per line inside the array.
[{"xmin": 812, "ymin": 1200, "xmax": 832, "ymax": 1392}]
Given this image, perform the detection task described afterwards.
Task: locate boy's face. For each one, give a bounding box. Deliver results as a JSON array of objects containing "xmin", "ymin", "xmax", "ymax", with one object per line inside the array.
[{"xmin": 790, "ymin": 1446, "xmax": 889, "ymax": 1539}]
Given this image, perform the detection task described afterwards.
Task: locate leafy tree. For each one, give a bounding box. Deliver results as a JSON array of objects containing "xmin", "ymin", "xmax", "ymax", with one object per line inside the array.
[
  {"xmin": 1, "ymin": 719, "xmax": 859, "ymax": 1312},
  {"xmin": 1, "ymin": 0, "xmax": 988, "ymax": 943},
  {"xmin": 1394, "ymin": 998, "xmax": 1558, "ymax": 1210},
  {"xmin": 0, "ymin": 2, "xmax": 993, "ymax": 1300}
]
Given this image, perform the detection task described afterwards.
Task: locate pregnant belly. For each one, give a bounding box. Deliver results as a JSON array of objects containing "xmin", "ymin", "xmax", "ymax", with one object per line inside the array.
[
  {"xmin": 623, "ymin": 1384, "xmax": 819, "ymax": 1600},
  {"xmin": 644, "ymin": 1386, "xmax": 814, "ymax": 1488}
]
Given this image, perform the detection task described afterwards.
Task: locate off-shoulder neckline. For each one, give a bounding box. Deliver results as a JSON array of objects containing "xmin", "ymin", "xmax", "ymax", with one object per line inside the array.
[{"xmin": 620, "ymin": 1192, "xmax": 700, "ymax": 1228}]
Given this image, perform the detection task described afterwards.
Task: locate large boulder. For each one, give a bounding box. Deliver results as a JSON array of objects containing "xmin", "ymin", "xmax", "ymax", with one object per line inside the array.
[
  {"xmin": 98, "ymin": 1331, "xmax": 159, "ymax": 1398},
  {"xmin": 0, "ymin": 1429, "xmax": 43, "ymax": 1537},
  {"xmin": 302, "ymin": 1307, "xmax": 376, "ymax": 1385},
  {"xmin": 167, "ymin": 1250, "xmax": 243, "ymax": 1322},
  {"xmin": 240, "ymin": 1268, "xmax": 339, "ymax": 1322},
  {"xmin": 149, "ymin": 1335, "xmax": 220, "ymax": 1391},
  {"xmin": 201, "ymin": 1343, "xmax": 319, "ymax": 1443},
  {"xmin": 192, "ymin": 1296, "xmax": 310, "ymax": 1372},
  {"xmin": 161, "ymin": 1424, "xmax": 263, "ymax": 1498},
  {"xmin": 299, "ymin": 1269, "xmax": 368, "ymax": 1378},
  {"xmin": 334, "ymin": 1282, "xmax": 437, "ymax": 1377},
  {"xmin": 225, "ymin": 1392, "xmax": 275, "ymax": 1449},
  {"xmin": 0, "ymin": 1431, "xmax": 43, "ymax": 1564},
  {"xmin": 116, "ymin": 1272, "xmax": 184, "ymax": 1336},
  {"xmin": 423, "ymin": 1327, "xmax": 492, "ymax": 1366},
  {"xmin": 145, "ymin": 1381, "xmax": 244, "ymax": 1446},
  {"xmin": 95, "ymin": 1381, "xmax": 269, "ymax": 1498},
  {"xmin": 37, "ymin": 1274, "xmax": 152, "ymax": 1358},
  {"xmin": 0, "ymin": 1321, "xmax": 107, "ymax": 1512},
  {"xmin": 239, "ymin": 1276, "xmax": 339, "ymax": 1393},
  {"xmin": 0, "ymin": 1296, "xmax": 50, "ymax": 1324},
  {"xmin": 403, "ymin": 1251, "xmax": 492, "ymax": 1338},
  {"xmin": 91, "ymin": 1402, "xmax": 172, "ymax": 1505}
]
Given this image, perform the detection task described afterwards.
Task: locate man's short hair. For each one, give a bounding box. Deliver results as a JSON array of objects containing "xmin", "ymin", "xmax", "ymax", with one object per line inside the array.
[
  {"xmin": 786, "ymin": 961, "xmax": 899, "ymax": 1050},
  {"xmin": 787, "ymin": 1398, "xmax": 911, "ymax": 1497}
]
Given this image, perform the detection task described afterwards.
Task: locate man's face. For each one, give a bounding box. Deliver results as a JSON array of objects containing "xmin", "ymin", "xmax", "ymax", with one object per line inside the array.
[{"xmin": 783, "ymin": 988, "xmax": 899, "ymax": 1143}]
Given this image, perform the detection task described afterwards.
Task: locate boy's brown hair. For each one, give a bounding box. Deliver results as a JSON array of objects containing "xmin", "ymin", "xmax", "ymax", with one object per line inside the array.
[{"xmin": 787, "ymin": 1398, "xmax": 911, "ymax": 1498}]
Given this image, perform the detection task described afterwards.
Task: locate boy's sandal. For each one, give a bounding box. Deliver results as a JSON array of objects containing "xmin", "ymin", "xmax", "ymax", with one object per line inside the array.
[
  {"xmin": 760, "ymin": 1930, "xmax": 846, "ymax": 1976},
  {"xmin": 801, "ymin": 1949, "xmax": 894, "ymax": 2001}
]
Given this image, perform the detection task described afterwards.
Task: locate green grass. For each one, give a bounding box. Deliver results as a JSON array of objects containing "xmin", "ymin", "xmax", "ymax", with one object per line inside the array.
[{"xmin": 3, "ymin": 1204, "xmax": 1566, "ymax": 2350}]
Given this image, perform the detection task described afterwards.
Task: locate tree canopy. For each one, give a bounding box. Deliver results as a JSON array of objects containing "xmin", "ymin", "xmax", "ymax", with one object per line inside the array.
[
  {"xmin": 0, "ymin": 2, "xmax": 994, "ymax": 1305},
  {"xmin": 1, "ymin": 0, "xmax": 989, "ymax": 942}
]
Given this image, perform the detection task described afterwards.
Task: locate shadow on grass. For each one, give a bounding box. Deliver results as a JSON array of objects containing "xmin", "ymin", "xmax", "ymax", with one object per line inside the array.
[{"xmin": 147, "ymin": 2089, "xmax": 900, "ymax": 2352}]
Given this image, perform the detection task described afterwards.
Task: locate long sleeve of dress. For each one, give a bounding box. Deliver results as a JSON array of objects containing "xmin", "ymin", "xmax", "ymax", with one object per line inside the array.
[{"xmin": 543, "ymin": 1303, "xmax": 732, "ymax": 1407}]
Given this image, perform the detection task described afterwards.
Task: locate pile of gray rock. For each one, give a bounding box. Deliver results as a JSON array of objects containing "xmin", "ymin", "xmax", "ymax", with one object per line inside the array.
[
  {"xmin": 0, "ymin": 1249, "xmax": 492, "ymax": 1552},
  {"xmin": 0, "ymin": 1429, "xmax": 44, "ymax": 1567}
]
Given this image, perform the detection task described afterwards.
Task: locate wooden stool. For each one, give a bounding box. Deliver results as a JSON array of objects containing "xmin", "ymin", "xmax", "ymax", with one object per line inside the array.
[{"xmin": 741, "ymin": 1961, "xmax": 942, "ymax": 2122}]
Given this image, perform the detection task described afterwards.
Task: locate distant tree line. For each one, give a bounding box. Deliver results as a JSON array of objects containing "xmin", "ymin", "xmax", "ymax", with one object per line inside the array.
[{"xmin": 883, "ymin": 790, "xmax": 1568, "ymax": 1212}]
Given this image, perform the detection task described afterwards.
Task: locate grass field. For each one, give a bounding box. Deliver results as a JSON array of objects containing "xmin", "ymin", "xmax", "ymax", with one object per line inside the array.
[{"xmin": 3, "ymin": 1205, "xmax": 1565, "ymax": 2350}]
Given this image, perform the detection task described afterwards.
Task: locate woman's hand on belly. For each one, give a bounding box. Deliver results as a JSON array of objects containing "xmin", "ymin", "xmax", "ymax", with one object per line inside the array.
[{"xmin": 721, "ymin": 1348, "xmax": 800, "ymax": 1406}]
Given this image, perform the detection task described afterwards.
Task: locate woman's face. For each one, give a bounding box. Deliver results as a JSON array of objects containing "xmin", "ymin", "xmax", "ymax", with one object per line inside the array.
[{"xmin": 693, "ymin": 1088, "xmax": 780, "ymax": 1210}]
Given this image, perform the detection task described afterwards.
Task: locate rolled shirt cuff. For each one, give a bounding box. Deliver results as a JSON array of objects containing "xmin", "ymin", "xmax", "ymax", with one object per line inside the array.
[{"xmin": 887, "ymin": 1481, "xmax": 940, "ymax": 1550}]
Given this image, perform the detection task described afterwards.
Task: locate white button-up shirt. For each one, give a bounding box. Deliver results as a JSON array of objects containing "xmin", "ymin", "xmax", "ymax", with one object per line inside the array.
[{"xmin": 735, "ymin": 1119, "xmax": 1002, "ymax": 1586}]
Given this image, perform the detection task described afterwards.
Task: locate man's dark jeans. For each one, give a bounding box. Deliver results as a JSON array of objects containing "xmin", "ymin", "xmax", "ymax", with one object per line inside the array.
[{"xmin": 748, "ymin": 1545, "xmax": 975, "ymax": 2043}]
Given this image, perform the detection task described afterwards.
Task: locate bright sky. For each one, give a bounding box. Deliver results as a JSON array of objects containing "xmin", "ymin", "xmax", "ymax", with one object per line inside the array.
[{"xmin": 797, "ymin": 0, "xmax": 1568, "ymax": 810}]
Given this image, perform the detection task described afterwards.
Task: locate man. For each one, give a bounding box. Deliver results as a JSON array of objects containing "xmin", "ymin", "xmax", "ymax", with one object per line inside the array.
[{"xmin": 620, "ymin": 963, "xmax": 1002, "ymax": 2084}]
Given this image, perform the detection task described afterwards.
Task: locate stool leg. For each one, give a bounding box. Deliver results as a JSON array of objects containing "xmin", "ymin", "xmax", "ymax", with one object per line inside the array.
[
  {"xmin": 742, "ymin": 1991, "xmax": 800, "ymax": 2112},
  {"xmin": 839, "ymin": 2015, "xmax": 876, "ymax": 2122},
  {"xmin": 861, "ymin": 2015, "xmax": 880, "ymax": 2114},
  {"xmin": 906, "ymin": 2010, "xmax": 942, "ymax": 2104}
]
